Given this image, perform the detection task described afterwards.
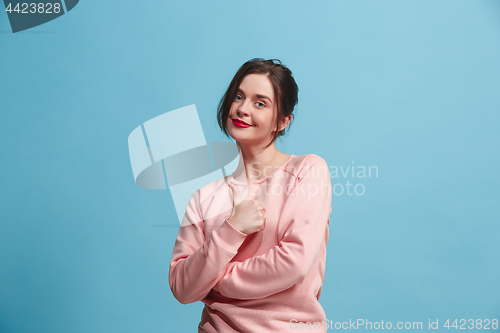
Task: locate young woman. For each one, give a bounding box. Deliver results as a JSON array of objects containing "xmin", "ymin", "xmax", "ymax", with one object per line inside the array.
[{"xmin": 169, "ymin": 58, "xmax": 332, "ymax": 332}]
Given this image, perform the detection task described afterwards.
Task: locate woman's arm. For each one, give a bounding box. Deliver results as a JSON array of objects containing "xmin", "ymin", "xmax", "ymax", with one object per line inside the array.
[
  {"xmin": 169, "ymin": 189, "xmax": 248, "ymax": 304},
  {"xmin": 213, "ymin": 155, "xmax": 332, "ymax": 300}
]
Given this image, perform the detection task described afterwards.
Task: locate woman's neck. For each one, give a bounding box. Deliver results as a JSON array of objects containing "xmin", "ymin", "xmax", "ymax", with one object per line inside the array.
[{"xmin": 232, "ymin": 142, "xmax": 290, "ymax": 183}]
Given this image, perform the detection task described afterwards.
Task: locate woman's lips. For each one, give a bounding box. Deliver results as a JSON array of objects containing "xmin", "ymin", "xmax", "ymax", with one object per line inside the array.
[{"xmin": 232, "ymin": 119, "xmax": 252, "ymax": 128}]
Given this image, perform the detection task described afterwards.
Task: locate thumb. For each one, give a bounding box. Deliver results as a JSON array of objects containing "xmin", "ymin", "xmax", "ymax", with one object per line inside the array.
[{"xmin": 256, "ymin": 199, "xmax": 266, "ymax": 212}]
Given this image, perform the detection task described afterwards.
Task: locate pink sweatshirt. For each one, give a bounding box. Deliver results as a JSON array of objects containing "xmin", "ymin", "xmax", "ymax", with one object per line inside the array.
[{"xmin": 169, "ymin": 154, "xmax": 332, "ymax": 332}]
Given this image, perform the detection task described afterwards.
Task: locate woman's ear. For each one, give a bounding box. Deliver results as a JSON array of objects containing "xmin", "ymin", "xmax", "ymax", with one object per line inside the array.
[{"xmin": 279, "ymin": 114, "xmax": 292, "ymax": 132}]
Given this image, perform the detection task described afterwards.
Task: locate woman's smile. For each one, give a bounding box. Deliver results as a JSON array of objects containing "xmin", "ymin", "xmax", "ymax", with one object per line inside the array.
[{"xmin": 232, "ymin": 118, "xmax": 253, "ymax": 128}]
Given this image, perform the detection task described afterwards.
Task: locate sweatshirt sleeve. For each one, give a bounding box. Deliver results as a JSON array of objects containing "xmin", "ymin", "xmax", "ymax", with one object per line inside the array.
[
  {"xmin": 214, "ymin": 155, "xmax": 332, "ymax": 300},
  {"xmin": 168, "ymin": 188, "xmax": 248, "ymax": 304}
]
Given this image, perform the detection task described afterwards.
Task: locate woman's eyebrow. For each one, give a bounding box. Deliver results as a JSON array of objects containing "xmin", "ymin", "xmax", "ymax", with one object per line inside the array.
[
  {"xmin": 238, "ymin": 88, "xmax": 273, "ymax": 103},
  {"xmin": 256, "ymin": 94, "xmax": 273, "ymax": 103}
]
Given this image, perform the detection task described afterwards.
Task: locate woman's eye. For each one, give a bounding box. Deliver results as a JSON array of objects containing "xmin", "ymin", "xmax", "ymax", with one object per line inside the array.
[
  {"xmin": 257, "ymin": 102, "xmax": 265, "ymax": 108},
  {"xmin": 235, "ymin": 95, "xmax": 242, "ymax": 100}
]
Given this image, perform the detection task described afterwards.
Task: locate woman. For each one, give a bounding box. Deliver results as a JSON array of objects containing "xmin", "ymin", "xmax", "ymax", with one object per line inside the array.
[{"xmin": 169, "ymin": 58, "xmax": 332, "ymax": 332}]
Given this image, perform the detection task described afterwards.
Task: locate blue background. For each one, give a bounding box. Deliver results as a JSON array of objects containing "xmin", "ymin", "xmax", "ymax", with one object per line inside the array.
[{"xmin": 1, "ymin": 0, "xmax": 499, "ymax": 332}]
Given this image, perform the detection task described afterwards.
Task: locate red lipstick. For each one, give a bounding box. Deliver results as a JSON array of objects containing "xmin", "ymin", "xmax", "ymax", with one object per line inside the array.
[{"xmin": 232, "ymin": 119, "xmax": 252, "ymax": 128}]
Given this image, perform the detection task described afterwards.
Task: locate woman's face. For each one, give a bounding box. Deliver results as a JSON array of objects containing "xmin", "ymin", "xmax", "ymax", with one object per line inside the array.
[{"xmin": 227, "ymin": 73, "xmax": 283, "ymax": 145}]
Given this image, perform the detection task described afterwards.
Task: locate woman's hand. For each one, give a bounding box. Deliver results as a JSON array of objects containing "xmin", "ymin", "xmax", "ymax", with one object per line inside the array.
[{"xmin": 227, "ymin": 190, "xmax": 266, "ymax": 235}]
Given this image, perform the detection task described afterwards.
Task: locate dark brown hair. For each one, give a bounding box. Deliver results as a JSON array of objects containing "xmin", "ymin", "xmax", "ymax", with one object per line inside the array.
[{"xmin": 217, "ymin": 58, "xmax": 299, "ymax": 148}]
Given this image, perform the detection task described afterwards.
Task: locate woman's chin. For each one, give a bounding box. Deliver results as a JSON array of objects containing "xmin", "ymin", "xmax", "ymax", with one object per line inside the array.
[
  {"xmin": 230, "ymin": 136, "xmax": 272, "ymax": 147},
  {"xmin": 230, "ymin": 135, "xmax": 250, "ymax": 143}
]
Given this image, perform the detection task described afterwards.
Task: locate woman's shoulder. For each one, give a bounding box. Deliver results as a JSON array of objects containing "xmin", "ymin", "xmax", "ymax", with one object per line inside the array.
[
  {"xmin": 182, "ymin": 176, "xmax": 232, "ymax": 222},
  {"xmin": 288, "ymin": 153, "xmax": 328, "ymax": 170},
  {"xmin": 195, "ymin": 176, "xmax": 230, "ymax": 204},
  {"xmin": 286, "ymin": 153, "xmax": 329, "ymax": 179}
]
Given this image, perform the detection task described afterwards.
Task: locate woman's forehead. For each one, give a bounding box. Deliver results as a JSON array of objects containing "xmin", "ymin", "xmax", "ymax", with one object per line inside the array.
[{"xmin": 239, "ymin": 74, "xmax": 275, "ymax": 100}]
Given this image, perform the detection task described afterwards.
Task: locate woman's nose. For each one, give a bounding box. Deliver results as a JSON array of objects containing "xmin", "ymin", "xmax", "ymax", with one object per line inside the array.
[
  {"xmin": 237, "ymin": 100, "xmax": 250, "ymax": 116},
  {"xmin": 236, "ymin": 108, "xmax": 248, "ymax": 117}
]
